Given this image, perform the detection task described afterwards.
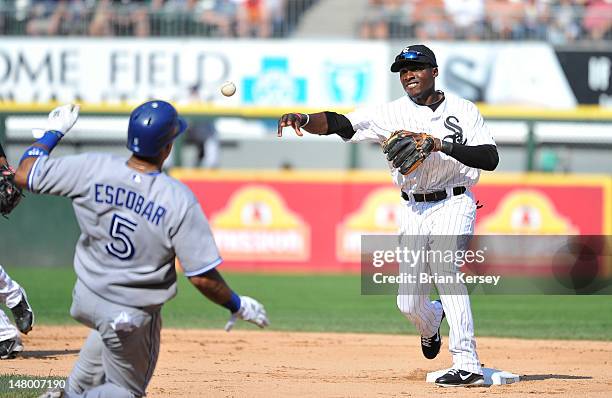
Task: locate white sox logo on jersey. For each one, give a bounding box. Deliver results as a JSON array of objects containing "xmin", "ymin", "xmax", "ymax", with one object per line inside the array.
[{"xmin": 443, "ymin": 116, "xmax": 467, "ymax": 145}]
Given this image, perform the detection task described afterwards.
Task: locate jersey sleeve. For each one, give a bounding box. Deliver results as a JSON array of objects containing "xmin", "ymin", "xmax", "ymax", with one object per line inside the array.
[
  {"xmin": 344, "ymin": 106, "xmax": 389, "ymax": 144},
  {"xmin": 28, "ymin": 154, "xmax": 91, "ymax": 198},
  {"xmin": 467, "ymin": 104, "xmax": 496, "ymax": 146},
  {"xmin": 172, "ymin": 202, "xmax": 222, "ymax": 277}
]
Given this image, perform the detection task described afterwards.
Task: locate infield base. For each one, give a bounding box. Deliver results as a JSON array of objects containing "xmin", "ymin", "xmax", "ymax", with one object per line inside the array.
[{"xmin": 426, "ymin": 367, "xmax": 520, "ymax": 385}]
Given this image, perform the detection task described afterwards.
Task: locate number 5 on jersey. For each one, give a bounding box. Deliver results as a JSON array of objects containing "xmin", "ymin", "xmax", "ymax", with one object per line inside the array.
[{"xmin": 106, "ymin": 214, "xmax": 138, "ymax": 260}]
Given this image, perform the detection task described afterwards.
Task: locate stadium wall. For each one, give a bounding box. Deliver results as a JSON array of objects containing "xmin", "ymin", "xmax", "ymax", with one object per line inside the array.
[{"xmin": 1, "ymin": 171, "xmax": 609, "ymax": 270}]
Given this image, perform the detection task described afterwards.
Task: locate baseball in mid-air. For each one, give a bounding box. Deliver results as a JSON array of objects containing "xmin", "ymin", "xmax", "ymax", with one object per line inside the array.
[{"xmin": 220, "ymin": 81, "xmax": 236, "ymax": 97}]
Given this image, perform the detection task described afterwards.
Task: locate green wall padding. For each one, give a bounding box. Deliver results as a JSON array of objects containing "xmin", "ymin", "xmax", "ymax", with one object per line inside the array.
[{"xmin": 0, "ymin": 194, "xmax": 80, "ymax": 267}]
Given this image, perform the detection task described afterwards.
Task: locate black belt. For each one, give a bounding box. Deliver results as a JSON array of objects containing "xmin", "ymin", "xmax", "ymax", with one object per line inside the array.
[{"xmin": 401, "ymin": 186, "xmax": 466, "ymax": 202}]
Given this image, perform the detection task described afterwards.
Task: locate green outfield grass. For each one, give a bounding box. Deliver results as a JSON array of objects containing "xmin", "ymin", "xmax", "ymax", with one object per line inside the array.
[{"xmin": 4, "ymin": 266, "xmax": 612, "ymax": 340}]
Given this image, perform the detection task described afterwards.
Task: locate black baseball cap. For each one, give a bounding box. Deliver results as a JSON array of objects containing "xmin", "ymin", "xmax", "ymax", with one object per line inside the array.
[{"xmin": 390, "ymin": 44, "xmax": 438, "ymax": 73}]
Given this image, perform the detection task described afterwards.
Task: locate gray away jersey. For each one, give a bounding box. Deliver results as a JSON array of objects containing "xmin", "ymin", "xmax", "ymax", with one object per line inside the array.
[{"xmin": 28, "ymin": 153, "xmax": 222, "ymax": 307}]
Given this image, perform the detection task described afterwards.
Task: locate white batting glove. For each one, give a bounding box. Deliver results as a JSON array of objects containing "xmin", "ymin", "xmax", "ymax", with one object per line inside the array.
[
  {"xmin": 46, "ymin": 104, "xmax": 80, "ymax": 135},
  {"xmin": 224, "ymin": 296, "xmax": 269, "ymax": 332}
]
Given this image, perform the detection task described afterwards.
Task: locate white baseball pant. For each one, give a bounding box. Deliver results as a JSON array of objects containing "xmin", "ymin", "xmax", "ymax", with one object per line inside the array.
[{"xmin": 396, "ymin": 190, "xmax": 482, "ymax": 374}]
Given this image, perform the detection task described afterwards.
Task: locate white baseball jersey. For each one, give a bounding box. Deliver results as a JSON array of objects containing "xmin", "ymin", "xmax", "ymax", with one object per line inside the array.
[
  {"xmin": 27, "ymin": 153, "xmax": 222, "ymax": 307},
  {"xmin": 345, "ymin": 91, "xmax": 495, "ymax": 194}
]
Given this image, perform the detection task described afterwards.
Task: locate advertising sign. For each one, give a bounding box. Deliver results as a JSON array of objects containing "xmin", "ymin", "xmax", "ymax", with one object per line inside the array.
[
  {"xmin": 556, "ymin": 50, "xmax": 612, "ymax": 106},
  {"xmin": 174, "ymin": 170, "xmax": 611, "ymax": 273},
  {"xmin": 0, "ymin": 38, "xmax": 389, "ymax": 107}
]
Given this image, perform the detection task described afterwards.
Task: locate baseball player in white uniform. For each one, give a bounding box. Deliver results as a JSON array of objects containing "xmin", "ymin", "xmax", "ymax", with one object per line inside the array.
[
  {"xmin": 278, "ymin": 44, "xmax": 498, "ymax": 387},
  {"xmin": 0, "ymin": 147, "xmax": 35, "ymax": 359},
  {"xmin": 14, "ymin": 101, "xmax": 269, "ymax": 398},
  {"xmin": 0, "ymin": 265, "xmax": 34, "ymax": 359}
]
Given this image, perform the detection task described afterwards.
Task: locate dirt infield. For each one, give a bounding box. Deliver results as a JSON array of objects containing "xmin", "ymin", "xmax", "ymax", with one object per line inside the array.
[{"xmin": 5, "ymin": 326, "xmax": 611, "ymax": 397}]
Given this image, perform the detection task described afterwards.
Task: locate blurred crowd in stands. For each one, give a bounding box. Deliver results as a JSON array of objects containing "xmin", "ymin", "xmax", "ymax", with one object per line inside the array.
[
  {"xmin": 0, "ymin": 0, "xmax": 316, "ymax": 38},
  {"xmin": 0, "ymin": 0, "xmax": 610, "ymax": 42},
  {"xmin": 360, "ymin": 0, "xmax": 612, "ymax": 42}
]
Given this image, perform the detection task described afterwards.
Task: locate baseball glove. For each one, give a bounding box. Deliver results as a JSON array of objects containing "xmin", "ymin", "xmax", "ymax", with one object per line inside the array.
[
  {"xmin": 0, "ymin": 165, "xmax": 22, "ymax": 217},
  {"xmin": 382, "ymin": 130, "xmax": 436, "ymax": 175}
]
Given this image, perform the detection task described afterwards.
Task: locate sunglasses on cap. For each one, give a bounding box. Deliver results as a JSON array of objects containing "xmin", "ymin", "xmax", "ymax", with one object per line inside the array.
[{"xmin": 398, "ymin": 51, "xmax": 435, "ymax": 65}]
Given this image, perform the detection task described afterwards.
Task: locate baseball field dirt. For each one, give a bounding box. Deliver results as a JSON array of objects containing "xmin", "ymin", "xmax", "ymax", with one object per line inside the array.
[{"xmin": 5, "ymin": 326, "xmax": 611, "ymax": 397}]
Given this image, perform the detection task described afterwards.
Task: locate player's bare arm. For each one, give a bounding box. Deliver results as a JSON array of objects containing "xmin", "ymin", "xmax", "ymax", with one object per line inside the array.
[
  {"xmin": 14, "ymin": 159, "xmax": 34, "ymax": 189},
  {"xmin": 188, "ymin": 268, "xmax": 234, "ymax": 304},
  {"xmin": 277, "ymin": 112, "xmax": 326, "ymax": 136},
  {"xmin": 190, "ymin": 268, "xmax": 269, "ymax": 331},
  {"xmin": 277, "ymin": 111, "xmax": 357, "ymax": 140}
]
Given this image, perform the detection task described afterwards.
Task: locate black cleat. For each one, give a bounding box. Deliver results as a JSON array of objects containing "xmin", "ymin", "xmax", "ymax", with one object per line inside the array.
[
  {"xmin": 435, "ymin": 369, "xmax": 485, "ymax": 387},
  {"xmin": 10, "ymin": 288, "xmax": 34, "ymax": 334},
  {"xmin": 421, "ymin": 299, "xmax": 445, "ymax": 359},
  {"xmin": 0, "ymin": 337, "xmax": 24, "ymax": 359}
]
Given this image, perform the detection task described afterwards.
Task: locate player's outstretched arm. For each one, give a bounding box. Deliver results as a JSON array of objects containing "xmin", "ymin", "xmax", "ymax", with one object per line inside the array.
[
  {"xmin": 14, "ymin": 157, "xmax": 36, "ymax": 189},
  {"xmin": 14, "ymin": 104, "xmax": 80, "ymax": 188},
  {"xmin": 277, "ymin": 111, "xmax": 357, "ymax": 140},
  {"xmin": 277, "ymin": 112, "xmax": 328, "ymax": 136},
  {"xmin": 189, "ymin": 268, "xmax": 269, "ymax": 331}
]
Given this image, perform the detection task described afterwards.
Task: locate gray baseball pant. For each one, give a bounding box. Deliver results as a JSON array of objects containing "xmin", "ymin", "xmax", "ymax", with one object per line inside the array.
[{"xmin": 65, "ymin": 279, "xmax": 161, "ymax": 398}]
